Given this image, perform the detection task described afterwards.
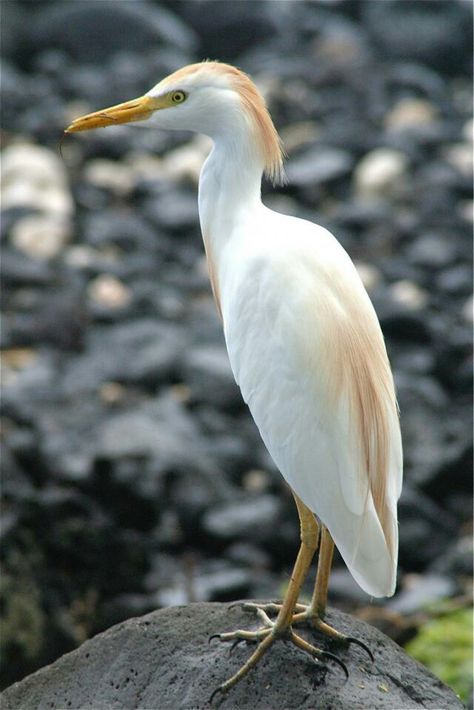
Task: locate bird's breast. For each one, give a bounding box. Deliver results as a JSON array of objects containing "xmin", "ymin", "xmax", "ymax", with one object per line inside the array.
[{"xmin": 201, "ymin": 231, "xmax": 223, "ymax": 320}]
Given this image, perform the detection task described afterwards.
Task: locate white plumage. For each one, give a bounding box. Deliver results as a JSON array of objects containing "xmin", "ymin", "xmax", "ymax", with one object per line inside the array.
[{"xmin": 219, "ymin": 211, "xmax": 402, "ymax": 597}]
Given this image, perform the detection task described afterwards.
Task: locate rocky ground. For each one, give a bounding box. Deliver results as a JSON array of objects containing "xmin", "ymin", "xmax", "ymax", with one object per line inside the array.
[
  {"xmin": 2, "ymin": 603, "xmax": 464, "ymax": 710},
  {"xmin": 1, "ymin": 0, "xmax": 472, "ymax": 702}
]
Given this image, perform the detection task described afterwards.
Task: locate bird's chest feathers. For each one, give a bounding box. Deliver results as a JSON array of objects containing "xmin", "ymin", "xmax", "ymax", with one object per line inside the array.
[
  {"xmin": 199, "ymin": 191, "xmax": 233, "ymax": 321},
  {"xmin": 200, "ymin": 210, "xmax": 260, "ymax": 324},
  {"xmin": 201, "ymin": 231, "xmax": 223, "ymax": 320},
  {"xmin": 199, "ymin": 201, "xmax": 248, "ymax": 323},
  {"xmin": 198, "ymin": 147, "xmax": 264, "ymax": 323}
]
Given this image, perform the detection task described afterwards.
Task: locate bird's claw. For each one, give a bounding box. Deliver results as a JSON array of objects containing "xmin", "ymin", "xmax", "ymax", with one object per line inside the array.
[
  {"xmin": 228, "ymin": 638, "xmax": 248, "ymax": 656},
  {"xmin": 208, "ymin": 606, "xmax": 370, "ymax": 700},
  {"xmin": 320, "ymin": 650, "xmax": 349, "ymax": 679},
  {"xmin": 209, "ymin": 685, "xmax": 225, "ymax": 706},
  {"xmin": 208, "ymin": 633, "xmax": 221, "ymax": 645},
  {"xmin": 345, "ymin": 636, "xmax": 374, "ymax": 663}
]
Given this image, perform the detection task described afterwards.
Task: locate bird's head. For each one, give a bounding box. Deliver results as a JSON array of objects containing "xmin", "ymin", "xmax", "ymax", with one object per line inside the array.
[{"xmin": 65, "ymin": 61, "xmax": 284, "ymax": 183}]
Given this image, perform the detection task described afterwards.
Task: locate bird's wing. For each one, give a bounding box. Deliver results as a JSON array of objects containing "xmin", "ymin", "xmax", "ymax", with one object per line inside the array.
[{"xmin": 221, "ymin": 217, "xmax": 402, "ymax": 597}]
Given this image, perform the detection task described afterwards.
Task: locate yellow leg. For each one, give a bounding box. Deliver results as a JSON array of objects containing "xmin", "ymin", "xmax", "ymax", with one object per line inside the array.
[
  {"xmin": 249, "ymin": 524, "xmax": 374, "ymax": 662},
  {"xmin": 273, "ymin": 493, "xmax": 319, "ymax": 628},
  {"xmin": 293, "ymin": 525, "xmax": 374, "ymax": 659},
  {"xmin": 310, "ymin": 524, "xmax": 334, "ymax": 618},
  {"xmin": 292, "ymin": 525, "xmax": 343, "ymax": 638},
  {"xmin": 211, "ymin": 493, "xmax": 335, "ymax": 701}
]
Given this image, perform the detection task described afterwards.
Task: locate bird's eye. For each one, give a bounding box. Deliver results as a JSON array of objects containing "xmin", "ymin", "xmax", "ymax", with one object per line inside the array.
[{"xmin": 171, "ymin": 90, "xmax": 187, "ymax": 104}]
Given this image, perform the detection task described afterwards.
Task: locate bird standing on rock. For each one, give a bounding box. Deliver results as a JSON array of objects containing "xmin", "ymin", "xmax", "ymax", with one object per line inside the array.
[{"xmin": 66, "ymin": 61, "xmax": 403, "ymax": 699}]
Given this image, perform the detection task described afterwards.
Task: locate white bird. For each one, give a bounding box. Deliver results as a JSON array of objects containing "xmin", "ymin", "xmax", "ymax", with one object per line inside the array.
[{"xmin": 66, "ymin": 61, "xmax": 403, "ymax": 698}]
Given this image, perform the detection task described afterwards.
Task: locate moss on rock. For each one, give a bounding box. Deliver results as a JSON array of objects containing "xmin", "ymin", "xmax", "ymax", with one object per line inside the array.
[{"xmin": 406, "ymin": 607, "xmax": 473, "ymax": 703}]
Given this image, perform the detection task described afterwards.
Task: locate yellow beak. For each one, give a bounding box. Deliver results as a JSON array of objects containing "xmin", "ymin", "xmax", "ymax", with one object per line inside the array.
[{"xmin": 65, "ymin": 95, "xmax": 160, "ymax": 133}]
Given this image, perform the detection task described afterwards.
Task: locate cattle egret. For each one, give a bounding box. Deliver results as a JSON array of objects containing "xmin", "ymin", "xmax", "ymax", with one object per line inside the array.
[{"xmin": 66, "ymin": 61, "xmax": 403, "ymax": 699}]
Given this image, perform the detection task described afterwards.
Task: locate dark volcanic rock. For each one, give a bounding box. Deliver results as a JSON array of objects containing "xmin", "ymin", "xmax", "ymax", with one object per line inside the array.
[
  {"xmin": 398, "ymin": 485, "xmax": 457, "ymax": 571},
  {"xmin": 1, "ymin": 602, "xmax": 462, "ymax": 710},
  {"xmin": 61, "ymin": 319, "xmax": 185, "ymax": 393},
  {"xmin": 363, "ymin": 0, "xmax": 472, "ymax": 71},
  {"xmin": 22, "ymin": 1, "xmax": 197, "ymax": 65}
]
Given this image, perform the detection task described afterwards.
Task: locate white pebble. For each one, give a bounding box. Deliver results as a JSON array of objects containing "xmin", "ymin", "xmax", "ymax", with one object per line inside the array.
[
  {"xmin": 99, "ymin": 381, "xmax": 126, "ymax": 404},
  {"xmin": 11, "ymin": 214, "xmax": 71, "ymax": 260},
  {"xmin": 1, "ymin": 143, "xmax": 74, "ymax": 216},
  {"xmin": 88, "ymin": 274, "xmax": 132, "ymax": 309},
  {"xmin": 161, "ymin": 135, "xmax": 212, "ymax": 184},
  {"xmin": 443, "ymin": 143, "xmax": 473, "ymax": 177},
  {"xmin": 354, "ymin": 148, "xmax": 408, "ymax": 197},
  {"xmin": 124, "ymin": 152, "xmax": 165, "ymax": 182},
  {"xmin": 385, "ymin": 98, "xmax": 437, "ymax": 131},
  {"xmin": 389, "ymin": 280, "xmax": 429, "ymax": 310},
  {"xmin": 242, "ymin": 469, "xmax": 270, "ymax": 493},
  {"xmin": 1, "ymin": 348, "xmax": 38, "ymax": 370},
  {"xmin": 354, "ymin": 261, "xmax": 382, "ymax": 292},
  {"xmin": 279, "ymin": 121, "xmax": 320, "ymax": 153},
  {"xmin": 84, "ymin": 159, "xmax": 133, "ymax": 195}
]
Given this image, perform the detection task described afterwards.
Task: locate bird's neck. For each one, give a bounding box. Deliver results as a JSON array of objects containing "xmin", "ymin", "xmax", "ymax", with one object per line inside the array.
[
  {"xmin": 199, "ymin": 137, "xmax": 263, "ymax": 255},
  {"xmin": 198, "ymin": 137, "xmax": 264, "ymax": 315}
]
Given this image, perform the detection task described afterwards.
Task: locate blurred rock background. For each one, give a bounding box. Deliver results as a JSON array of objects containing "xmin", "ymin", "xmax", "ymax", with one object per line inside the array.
[{"xmin": 1, "ymin": 0, "xmax": 472, "ymax": 703}]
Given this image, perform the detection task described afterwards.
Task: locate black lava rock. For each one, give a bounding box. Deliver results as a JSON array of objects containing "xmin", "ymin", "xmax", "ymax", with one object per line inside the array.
[
  {"xmin": 19, "ymin": 1, "xmax": 197, "ymax": 66},
  {"xmin": 363, "ymin": 0, "xmax": 472, "ymax": 72},
  {"xmin": 1, "ymin": 603, "xmax": 463, "ymax": 710}
]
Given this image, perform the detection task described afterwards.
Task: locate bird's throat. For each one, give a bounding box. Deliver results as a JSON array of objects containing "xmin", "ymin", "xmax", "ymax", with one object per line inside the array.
[{"xmin": 198, "ymin": 139, "xmax": 264, "ymax": 302}]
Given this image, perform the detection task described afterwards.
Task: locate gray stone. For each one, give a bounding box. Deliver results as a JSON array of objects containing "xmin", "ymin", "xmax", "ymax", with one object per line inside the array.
[
  {"xmin": 2, "ymin": 602, "xmax": 462, "ymax": 709},
  {"xmin": 156, "ymin": 563, "xmax": 251, "ymax": 607},
  {"xmin": 143, "ymin": 189, "xmax": 199, "ymax": 232},
  {"xmin": 387, "ymin": 574, "xmax": 457, "ymax": 615},
  {"xmin": 1, "ymin": 248, "xmax": 53, "ymax": 286},
  {"xmin": 286, "ymin": 146, "xmax": 353, "ymax": 187},
  {"xmin": 28, "ymin": 1, "xmax": 197, "ymax": 63},
  {"xmin": 324, "ymin": 568, "xmax": 371, "ymax": 606},
  {"xmin": 61, "ymin": 320, "xmax": 186, "ymax": 394},
  {"xmin": 82, "ymin": 209, "xmax": 161, "ymax": 253},
  {"xmin": 436, "ymin": 264, "xmax": 473, "ymax": 296},
  {"xmin": 407, "ymin": 231, "xmax": 459, "ymax": 269},
  {"xmin": 429, "ymin": 536, "xmax": 474, "ymax": 578},
  {"xmin": 204, "ymin": 495, "xmax": 281, "ymax": 540},
  {"xmin": 362, "ymin": 0, "xmax": 471, "ymax": 70},
  {"xmin": 98, "ymin": 397, "xmax": 200, "ymax": 462},
  {"xmin": 398, "ymin": 485, "xmax": 456, "ymax": 571}
]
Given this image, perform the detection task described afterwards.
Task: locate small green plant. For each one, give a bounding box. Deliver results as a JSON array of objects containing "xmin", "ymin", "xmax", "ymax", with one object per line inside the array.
[{"xmin": 406, "ymin": 607, "xmax": 473, "ymax": 703}]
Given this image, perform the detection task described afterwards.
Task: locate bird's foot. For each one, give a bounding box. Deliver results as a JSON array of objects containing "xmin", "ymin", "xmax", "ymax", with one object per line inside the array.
[
  {"xmin": 240, "ymin": 602, "xmax": 374, "ymax": 662},
  {"xmin": 209, "ymin": 607, "xmax": 347, "ymax": 704}
]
